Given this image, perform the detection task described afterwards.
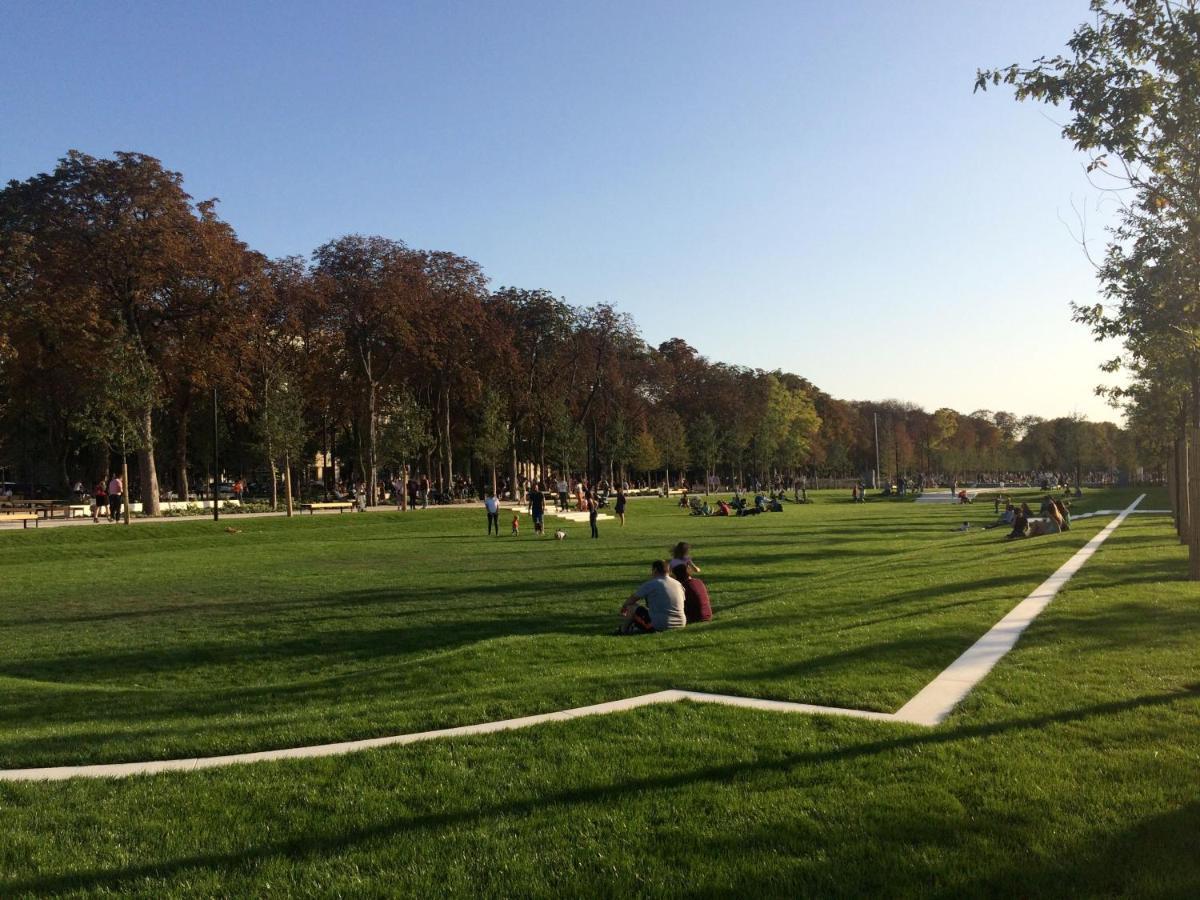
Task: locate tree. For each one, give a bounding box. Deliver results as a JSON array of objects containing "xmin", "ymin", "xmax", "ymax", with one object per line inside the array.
[
  {"xmin": 378, "ymin": 387, "xmax": 433, "ymax": 502},
  {"xmin": 0, "ymin": 151, "xmax": 260, "ymax": 512},
  {"xmin": 255, "ymin": 380, "xmax": 307, "ymax": 513},
  {"xmin": 688, "ymin": 414, "xmax": 718, "ymax": 493},
  {"xmin": 473, "ymin": 389, "xmax": 510, "ymax": 496},
  {"xmin": 632, "ymin": 430, "xmax": 662, "ymax": 481},
  {"xmin": 313, "ymin": 235, "xmax": 424, "ymax": 506},
  {"xmin": 74, "ymin": 339, "xmax": 159, "ymax": 524},
  {"xmin": 979, "ymin": 0, "xmax": 1200, "ymax": 574}
]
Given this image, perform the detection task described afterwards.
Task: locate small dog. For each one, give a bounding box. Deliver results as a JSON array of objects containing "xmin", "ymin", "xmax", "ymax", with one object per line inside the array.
[{"xmin": 554, "ymin": 529, "xmax": 566, "ymax": 541}]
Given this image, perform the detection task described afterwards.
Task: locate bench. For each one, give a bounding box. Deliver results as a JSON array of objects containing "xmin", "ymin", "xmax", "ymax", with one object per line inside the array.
[
  {"xmin": 0, "ymin": 512, "xmax": 40, "ymax": 529},
  {"xmin": 299, "ymin": 502, "xmax": 356, "ymax": 515}
]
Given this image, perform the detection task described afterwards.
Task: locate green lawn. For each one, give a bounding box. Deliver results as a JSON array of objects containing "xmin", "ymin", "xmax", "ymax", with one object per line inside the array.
[{"xmin": 1, "ymin": 487, "xmax": 1196, "ymax": 896}]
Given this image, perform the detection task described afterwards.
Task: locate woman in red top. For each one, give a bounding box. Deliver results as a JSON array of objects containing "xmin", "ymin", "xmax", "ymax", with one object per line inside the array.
[
  {"xmin": 671, "ymin": 564, "xmax": 712, "ymax": 623},
  {"xmin": 91, "ymin": 479, "xmax": 108, "ymax": 523}
]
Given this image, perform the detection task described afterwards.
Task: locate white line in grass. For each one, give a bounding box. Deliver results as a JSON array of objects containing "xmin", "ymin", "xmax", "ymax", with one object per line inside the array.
[
  {"xmin": 893, "ymin": 493, "xmax": 1145, "ymax": 725},
  {"xmin": 0, "ymin": 495, "xmax": 1146, "ymax": 781}
]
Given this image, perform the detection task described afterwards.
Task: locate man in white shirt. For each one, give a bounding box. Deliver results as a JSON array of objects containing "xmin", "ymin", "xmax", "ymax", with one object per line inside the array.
[
  {"xmin": 619, "ymin": 560, "xmax": 687, "ymax": 633},
  {"xmin": 107, "ymin": 474, "xmax": 124, "ymax": 522},
  {"xmin": 484, "ymin": 491, "xmax": 500, "ymax": 536}
]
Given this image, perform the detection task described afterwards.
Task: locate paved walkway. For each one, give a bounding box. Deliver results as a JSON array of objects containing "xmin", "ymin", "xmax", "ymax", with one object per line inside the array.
[{"xmin": 0, "ymin": 496, "xmax": 1153, "ymax": 781}]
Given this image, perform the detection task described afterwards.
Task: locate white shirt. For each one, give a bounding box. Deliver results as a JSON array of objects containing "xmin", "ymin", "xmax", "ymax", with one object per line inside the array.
[{"xmin": 484, "ymin": 496, "xmax": 500, "ymax": 513}]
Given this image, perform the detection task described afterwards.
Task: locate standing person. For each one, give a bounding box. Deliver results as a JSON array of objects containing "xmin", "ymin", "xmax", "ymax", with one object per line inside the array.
[
  {"xmin": 484, "ymin": 491, "xmax": 500, "ymax": 536},
  {"xmin": 615, "ymin": 487, "xmax": 627, "ymax": 526},
  {"xmin": 587, "ymin": 490, "xmax": 599, "ymax": 539},
  {"xmin": 107, "ymin": 472, "xmax": 123, "ymax": 522},
  {"xmin": 421, "ymin": 474, "xmax": 430, "ymax": 509},
  {"xmin": 91, "ymin": 477, "xmax": 108, "ymax": 523},
  {"xmin": 556, "ymin": 475, "xmax": 569, "ymax": 512},
  {"xmin": 529, "ymin": 482, "xmax": 546, "ymax": 536}
]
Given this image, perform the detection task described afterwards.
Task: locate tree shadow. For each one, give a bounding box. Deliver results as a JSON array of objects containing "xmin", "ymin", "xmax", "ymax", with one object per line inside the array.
[{"xmin": 4, "ymin": 684, "xmax": 1196, "ymax": 896}]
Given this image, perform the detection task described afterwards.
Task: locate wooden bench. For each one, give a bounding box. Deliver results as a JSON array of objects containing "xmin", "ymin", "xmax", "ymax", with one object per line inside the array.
[
  {"xmin": 299, "ymin": 502, "xmax": 356, "ymax": 515},
  {"xmin": 0, "ymin": 512, "xmax": 40, "ymax": 529}
]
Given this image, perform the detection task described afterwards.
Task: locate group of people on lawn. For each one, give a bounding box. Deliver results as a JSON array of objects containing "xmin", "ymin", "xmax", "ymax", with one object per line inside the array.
[
  {"xmin": 617, "ymin": 542, "xmax": 713, "ymax": 635},
  {"xmin": 978, "ymin": 495, "xmax": 1072, "ymax": 538}
]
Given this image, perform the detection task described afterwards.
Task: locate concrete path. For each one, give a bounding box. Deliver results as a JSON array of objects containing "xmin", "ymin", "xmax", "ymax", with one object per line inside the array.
[{"xmin": 0, "ymin": 496, "xmax": 1147, "ymax": 781}]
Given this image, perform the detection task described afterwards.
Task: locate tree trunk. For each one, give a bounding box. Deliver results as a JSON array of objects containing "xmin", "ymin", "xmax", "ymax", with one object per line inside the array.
[
  {"xmin": 444, "ymin": 385, "xmax": 453, "ymax": 491},
  {"xmin": 491, "ymin": 461, "xmax": 498, "ymax": 497},
  {"xmin": 1167, "ymin": 444, "xmax": 1178, "ymax": 534},
  {"xmin": 175, "ymin": 405, "xmax": 190, "ymax": 500},
  {"xmin": 1189, "ymin": 428, "xmax": 1200, "ymax": 580},
  {"xmin": 269, "ymin": 457, "xmax": 278, "ymax": 511},
  {"xmin": 122, "ymin": 454, "xmax": 131, "ymax": 525},
  {"xmin": 137, "ymin": 407, "xmax": 161, "ymax": 516},
  {"xmin": 511, "ymin": 437, "xmax": 521, "ymax": 502},
  {"xmin": 284, "ymin": 452, "xmax": 294, "ymax": 517},
  {"xmin": 367, "ymin": 383, "xmax": 378, "ymax": 506},
  {"xmin": 539, "ymin": 424, "xmax": 547, "ymax": 483},
  {"xmin": 1177, "ymin": 435, "xmax": 1190, "ymax": 546}
]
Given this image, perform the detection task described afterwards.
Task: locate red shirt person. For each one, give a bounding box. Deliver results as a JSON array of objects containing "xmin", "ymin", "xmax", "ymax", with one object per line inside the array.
[{"xmin": 671, "ymin": 564, "xmax": 712, "ymax": 623}]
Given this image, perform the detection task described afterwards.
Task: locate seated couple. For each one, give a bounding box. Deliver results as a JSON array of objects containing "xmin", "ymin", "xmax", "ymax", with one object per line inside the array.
[
  {"xmin": 1006, "ymin": 498, "xmax": 1070, "ymax": 539},
  {"xmin": 617, "ymin": 560, "xmax": 712, "ymax": 634}
]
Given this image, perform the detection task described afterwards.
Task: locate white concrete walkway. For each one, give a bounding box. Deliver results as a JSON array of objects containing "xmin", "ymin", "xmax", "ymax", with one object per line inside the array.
[{"xmin": 0, "ymin": 496, "xmax": 1148, "ymax": 781}]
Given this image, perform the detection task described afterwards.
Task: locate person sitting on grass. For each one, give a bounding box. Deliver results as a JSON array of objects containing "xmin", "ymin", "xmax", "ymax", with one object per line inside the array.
[
  {"xmin": 669, "ymin": 542, "xmax": 701, "ymax": 575},
  {"xmin": 1029, "ymin": 501, "xmax": 1065, "ymax": 537},
  {"xmin": 617, "ymin": 560, "xmax": 686, "ymax": 634},
  {"xmin": 672, "ymin": 563, "xmax": 712, "ymax": 623},
  {"xmin": 715, "ymin": 500, "xmax": 731, "ymax": 516},
  {"xmin": 985, "ymin": 502, "xmax": 1016, "ymax": 530},
  {"xmin": 1054, "ymin": 498, "xmax": 1071, "ymax": 531},
  {"xmin": 1007, "ymin": 503, "xmax": 1032, "ymax": 539}
]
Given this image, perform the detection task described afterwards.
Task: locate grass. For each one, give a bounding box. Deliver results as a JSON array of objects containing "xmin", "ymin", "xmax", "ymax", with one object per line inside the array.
[{"xmin": 1, "ymin": 487, "xmax": 1196, "ymax": 896}]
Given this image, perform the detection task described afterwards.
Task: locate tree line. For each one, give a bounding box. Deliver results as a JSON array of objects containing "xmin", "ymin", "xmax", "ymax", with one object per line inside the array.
[
  {"xmin": 0, "ymin": 151, "xmax": 1140, "ymax": 512},
  {"xmin": 978, "ymin": 0, "xmax": 1200, "ymax": 576}
]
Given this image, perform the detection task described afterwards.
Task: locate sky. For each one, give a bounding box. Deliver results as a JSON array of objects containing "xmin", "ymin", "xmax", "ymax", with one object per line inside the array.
[{"xmin": 1, "ymin": 0, "xmax": 1126, "ymax": 423}]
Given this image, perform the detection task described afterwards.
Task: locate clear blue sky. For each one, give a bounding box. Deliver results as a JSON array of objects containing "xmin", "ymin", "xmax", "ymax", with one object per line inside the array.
[{"xmin": 2, "ymin": 0, "xmax": 1124, "ymax": 422}]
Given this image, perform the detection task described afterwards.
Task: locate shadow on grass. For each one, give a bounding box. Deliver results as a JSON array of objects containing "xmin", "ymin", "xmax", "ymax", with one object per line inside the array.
[
  {"xmin": 4, "ymin": 684, "xmax": 1197, "ymax": 896},
  {"xmin": 0, "ymin": 584, "xmax": 609, "ymax": 686}
]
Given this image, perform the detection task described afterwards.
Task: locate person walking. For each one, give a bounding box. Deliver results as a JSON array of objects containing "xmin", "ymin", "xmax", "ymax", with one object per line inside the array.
[
  {"xmin": 107, "ymin": 472, "xmax": 124, "ymax": 522},
  {"xmin": 91, "ymin": 477, "xmax": 108, "ymax": 523},
  {"xmin": 587, "ymin": 490, "xmax": 599, "ymax": 539},
  {"xmin": 615, "ymin": 487, "xmax": 627, "ymax": 526},
  {"xmin": 484, "ymin": 491, "xmax": 500, "ymax": 535},
  {"xmin": 529, "ymin": 482, "xmax": 546, "ymax": 536}
]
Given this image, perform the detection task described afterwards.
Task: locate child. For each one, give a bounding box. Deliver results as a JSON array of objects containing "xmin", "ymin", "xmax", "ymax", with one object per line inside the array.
[
  {"xmin": 669, "ymin": 542, "xmax": 700, "ymax": 575},
  {"xmin": 511, "ymin": 513, "xmax": 520, "ymax": 535}
]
